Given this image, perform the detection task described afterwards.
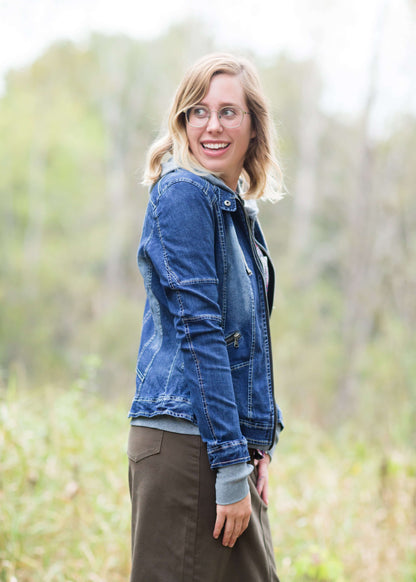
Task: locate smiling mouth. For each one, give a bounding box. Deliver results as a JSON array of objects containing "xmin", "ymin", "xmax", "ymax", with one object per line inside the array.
[{"xmin": 202, "ymin": 142, "xmax": 229, "ymax": 150}]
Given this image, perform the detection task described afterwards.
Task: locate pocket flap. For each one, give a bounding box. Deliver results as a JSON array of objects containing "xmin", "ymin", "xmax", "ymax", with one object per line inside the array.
[{"xmin": 127, "ymin": 426, "xmax": 164, "ymax": 463}]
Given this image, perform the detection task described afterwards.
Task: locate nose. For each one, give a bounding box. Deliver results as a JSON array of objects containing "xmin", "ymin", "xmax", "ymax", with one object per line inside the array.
[{"xmin": 206, "ymin": 111, "xmax": 223, "ymax": 132}]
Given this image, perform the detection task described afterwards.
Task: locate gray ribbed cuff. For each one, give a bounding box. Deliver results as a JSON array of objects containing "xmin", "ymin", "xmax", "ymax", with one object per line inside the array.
[{"xmin": 215, "ymin": 462, "xmax": 254, "ymax": 505}]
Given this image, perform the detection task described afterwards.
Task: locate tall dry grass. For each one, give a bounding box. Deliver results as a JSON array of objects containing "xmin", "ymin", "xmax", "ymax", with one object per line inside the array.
[
  {"xmin": 0, "ymin": 383, "xmax": 130, "ymax": 582},
  {"xmin": 1, "ymin": 384, "xmax": 415, "ymax": 581}
]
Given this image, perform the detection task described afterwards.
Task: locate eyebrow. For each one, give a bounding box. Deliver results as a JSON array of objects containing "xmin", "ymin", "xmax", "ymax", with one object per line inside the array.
[{"xmin": 197, "ymin": 101, "xmax": 240, "ymax": 108}]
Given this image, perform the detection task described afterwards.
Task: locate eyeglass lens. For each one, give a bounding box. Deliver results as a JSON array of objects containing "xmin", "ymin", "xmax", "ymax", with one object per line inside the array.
[{"xmin": 187, "ymin": 106, "xmax": 244, "ymax": 128}]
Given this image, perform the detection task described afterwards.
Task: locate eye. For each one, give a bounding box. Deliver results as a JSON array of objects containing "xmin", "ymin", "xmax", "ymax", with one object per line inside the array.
[
  {"xmin": 191, "ymin": 106, "xmax": 209, "ymax": 118},
  {"xmin": 220, "ymin": 107, "xmax": 238, "ymax": 118}
]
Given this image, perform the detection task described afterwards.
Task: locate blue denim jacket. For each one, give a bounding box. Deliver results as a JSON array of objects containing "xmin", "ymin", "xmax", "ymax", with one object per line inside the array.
[{"xmin": 128, "ymin": 163, "xmax": 283, "ymax": 468}]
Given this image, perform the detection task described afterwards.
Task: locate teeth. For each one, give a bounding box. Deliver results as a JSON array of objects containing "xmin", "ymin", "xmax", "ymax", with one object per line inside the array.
[{"xmin": 203, "ymin": 143, "xmax": 228, "ymax": 150}]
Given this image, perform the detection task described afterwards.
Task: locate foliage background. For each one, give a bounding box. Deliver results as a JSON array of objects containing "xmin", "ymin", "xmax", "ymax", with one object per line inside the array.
[{"xmin": 1, "ymin": 8, "xmax": 415, "ymax": 582}]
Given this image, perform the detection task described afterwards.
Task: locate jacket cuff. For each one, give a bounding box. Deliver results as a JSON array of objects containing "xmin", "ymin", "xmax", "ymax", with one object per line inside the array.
[{"xmin": 206, "ymin": 439, "xmax": 250, "ymax": 469}]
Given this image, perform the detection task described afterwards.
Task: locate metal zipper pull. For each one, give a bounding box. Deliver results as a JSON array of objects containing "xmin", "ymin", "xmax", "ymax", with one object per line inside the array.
[
  {"xmin": 225, "ymin": 331, "xmax": 241, "ymax": 348},
  {"xmin": 245, "ymin": 261, "xmax": 253, "ymax": 276},
  {"xmin": 240, "ymin": 248, "xmax": 252, "ymax": 275}
]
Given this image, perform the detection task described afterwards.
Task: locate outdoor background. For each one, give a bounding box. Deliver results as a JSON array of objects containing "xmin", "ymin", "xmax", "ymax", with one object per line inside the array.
[{"xmin": 1, "ymin": 0, "xmax": 415, "ymax": 580}]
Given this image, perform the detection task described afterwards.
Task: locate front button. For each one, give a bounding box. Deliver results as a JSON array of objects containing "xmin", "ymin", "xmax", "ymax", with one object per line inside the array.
[{"xmin": 224, "ymin": 200, "xmax": 231, "ymax": 206}]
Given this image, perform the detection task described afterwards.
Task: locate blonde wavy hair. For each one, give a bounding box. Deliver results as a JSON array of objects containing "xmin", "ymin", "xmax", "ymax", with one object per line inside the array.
[{"xmin": 143, "ymin": 53, "xmax": 283, "ymax": 200}]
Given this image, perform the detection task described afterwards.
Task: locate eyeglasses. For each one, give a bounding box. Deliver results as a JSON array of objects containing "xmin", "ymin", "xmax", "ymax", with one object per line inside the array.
[{"xmin": 186, "ymin": 105, "xmax": 250, "ymax": 128}]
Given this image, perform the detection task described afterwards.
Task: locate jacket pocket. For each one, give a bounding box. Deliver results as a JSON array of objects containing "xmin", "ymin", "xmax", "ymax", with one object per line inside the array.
[{"xmin": 127, "ymin": 426, "xmax": 164, "ymax": 463}]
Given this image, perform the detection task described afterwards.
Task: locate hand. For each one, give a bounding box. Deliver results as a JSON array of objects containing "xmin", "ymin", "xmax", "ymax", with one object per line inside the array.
[
  {"xmin": 213, "ymin": 492, "xmax": 251, "ymax": 548},
  {"xmin": 255, "ymin": 454, "xmax": 270, "ymax": 505}
]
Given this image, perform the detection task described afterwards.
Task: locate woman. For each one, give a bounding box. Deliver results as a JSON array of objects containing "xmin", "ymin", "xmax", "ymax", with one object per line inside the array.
[{"xmin": 127, "ymin": 53, "xmax": 284, "ymax": 582}]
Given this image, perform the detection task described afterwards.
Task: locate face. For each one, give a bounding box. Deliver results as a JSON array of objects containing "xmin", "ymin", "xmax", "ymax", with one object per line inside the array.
[{"xmin": 185, "ymin": 73, "xmax": 255, "ymax": 191}]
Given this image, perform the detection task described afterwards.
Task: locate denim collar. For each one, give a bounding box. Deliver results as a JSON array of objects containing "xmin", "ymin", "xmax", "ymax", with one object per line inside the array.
[{"xmin": 161, "ymin": 159, "xmax": 258, "ymax": 217}]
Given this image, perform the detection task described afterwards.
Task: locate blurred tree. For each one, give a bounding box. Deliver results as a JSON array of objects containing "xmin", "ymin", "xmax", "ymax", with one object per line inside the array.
[
  {"xmin": 336, "ymin": 0, "xmax": 389, "ymax": 413},
  {"xmin": 289, "ymin": 60, "xmax": 323, "ymax": 258},
  {"xmin": 87, "ymin": 23, "xmax": 214, "ymax": 299},
  {"xmin": 0, "ymin": 21, "xmax": 415, "ymax": 443},
  {"xmin": 0, "ymin": 22, "xmax": 215, "ymax": 389},
  {"xmin": 0, "ymin": 40, "xmax": 107, "ymax": 381}
]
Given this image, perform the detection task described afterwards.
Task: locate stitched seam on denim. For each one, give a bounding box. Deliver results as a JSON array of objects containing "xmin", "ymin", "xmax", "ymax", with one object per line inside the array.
[
  {"xmin": 154, "ymin": 212, "xmax": 178, "ymax": 289},
  {"xmin": 210, "ymin": 454, "xmax": 251, "ymax": 469},
  {"xmin": 259, "ymin": 281, "xmax": 274, "ymax": 418},
  {"xmin": 136, "ymin": 277, "xmax": 162, "ymax": 386},
  {"xmin": 240, "ymin": 419, "xmax": 274, "ymax": 429},
  {"xmin": 138, "ymin": 204, "xmax": 155, "ymax": 257},
  {"xmin": 163, "ymin": 342, "xmax": 181, "ymax": 393},
  {"xmin": 138, "ymin": 225, "xmax": 155, "ymax": 331},
  {"xmin": 182, "ymin": 315, "xmax": 222, "ymax": 323},
  {"xmin": 159, "ymin": 174, "xmax": 237, "ymax": 212},
  {"xmin": 157, "ymin": 176, "xmax": 213, "ymax": 207},
  {"xmin": 138, "ymin": 329, "xmax": 157, "ymax": 355},
  {"xmin": 137, "ymin": 395, "xmax": 191, "ymax": 403},
  {"xmin": 158, "ymin": 168, "xmax": 237, "ymax": 201},
  {"xmin": 127, "ymin": 409, "xmax": 196, "ymax": 423},
  {"xmin": 139, "ymin": 325, "xmax": 156, "ymax": 352},
  {"xmin": 243, "ymin": 437, "xmax": 273, "ymax": 443},
  {"xmin": 216, "ymin": 204, "xmax": 228, "ymax": 330},
  {"xmin": 230, "ymin": 361, "xmax": 250, "ymax": 371},
  {"xmin": 176, "ymin": 288, "xmax": 217, "ymax": 441},
  {"xmin": 208, "ymin": 439, "xmax": 247, "ymax": 452},
  {"xmin": 139, "ymin": 287, "xmax": 161, "ymax": 353},
  {"xmin": 136, "ymin": 368, "xmax": 145, "ymax": 382},
  {"xmin": 136, "ymin": 343, "xmax": 160, "ymax": 384},
  {"xmin": 248, "ymin": 269, "xmax": 256, "ymax": 418},
  {"xmin": 142, "ymin": 309, "xmax": 151, "ymax": 325},
  {"xmin": 177, "ymin": 278, "xmax": 219, "ymax": 285}
]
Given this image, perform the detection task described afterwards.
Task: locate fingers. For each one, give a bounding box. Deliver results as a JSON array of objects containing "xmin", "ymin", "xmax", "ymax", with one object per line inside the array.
[
  {"xmin": 241, "ymin": 512, "xmax": 251, "ymax": 536},
  {"xmin": 213, "ymin": 459, "xmax": 271, "ymax": 549},
  {"xmin": 213, "ymin": 509, "xmax": 226, "ymax": 541},
  {"xmin": 256, "ymin": 457, "xmax": 270, "ymax": 505},
  {"xmin": 256, "ymin": 474, "xmax": 269, "ymax": 505},
  {"xmin": 213, "ymin": 493, "xmax": 251, "ymax": 548},
  {"xmin": 222, "ymin": 516, "xmax": 243, "ymax": 548}
]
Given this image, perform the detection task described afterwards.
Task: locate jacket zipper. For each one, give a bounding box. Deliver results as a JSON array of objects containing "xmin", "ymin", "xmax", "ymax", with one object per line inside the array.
[
  {"xmin": 236, "ymin": 196, "xmax": 277, "ymax": 444},
  {"xmin": 225, "ymin": 331, "xmax": 241, "ymax": 348}
]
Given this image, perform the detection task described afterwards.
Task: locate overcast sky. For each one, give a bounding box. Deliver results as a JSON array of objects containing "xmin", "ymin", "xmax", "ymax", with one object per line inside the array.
[{"xmin": 1, "ymin": 0, "xmax": 415, "ymax": 134}]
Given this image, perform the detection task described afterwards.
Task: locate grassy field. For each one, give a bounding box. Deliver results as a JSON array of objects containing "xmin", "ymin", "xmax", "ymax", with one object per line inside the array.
[{"xmin": 1, "ymin": 383, "xmax": 415, "ymax": 582}]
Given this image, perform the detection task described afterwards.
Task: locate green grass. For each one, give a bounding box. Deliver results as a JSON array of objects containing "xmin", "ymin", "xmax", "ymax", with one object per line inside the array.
[
  {"xmin": 0, "ymin": 383, "xmax": 130, "ymax": 582},
  {"xmin": 269, "ymin": 423, "xmax": 416, "ymax": 581},
  {"xmin": 1, "ymin": 384, "xmax": 415, "ymax": 581}
]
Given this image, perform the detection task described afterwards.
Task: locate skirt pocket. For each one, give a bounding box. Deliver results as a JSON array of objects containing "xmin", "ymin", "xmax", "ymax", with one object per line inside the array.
[{"xmin": 127, "ymin": 426, "xmax": 164, "ymax": 463}]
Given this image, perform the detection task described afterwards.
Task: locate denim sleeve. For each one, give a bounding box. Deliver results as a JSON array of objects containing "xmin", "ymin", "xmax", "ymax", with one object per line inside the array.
[{"xmin": 150, "ymin": 179, "xmax": 250, "ymax": 469}]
